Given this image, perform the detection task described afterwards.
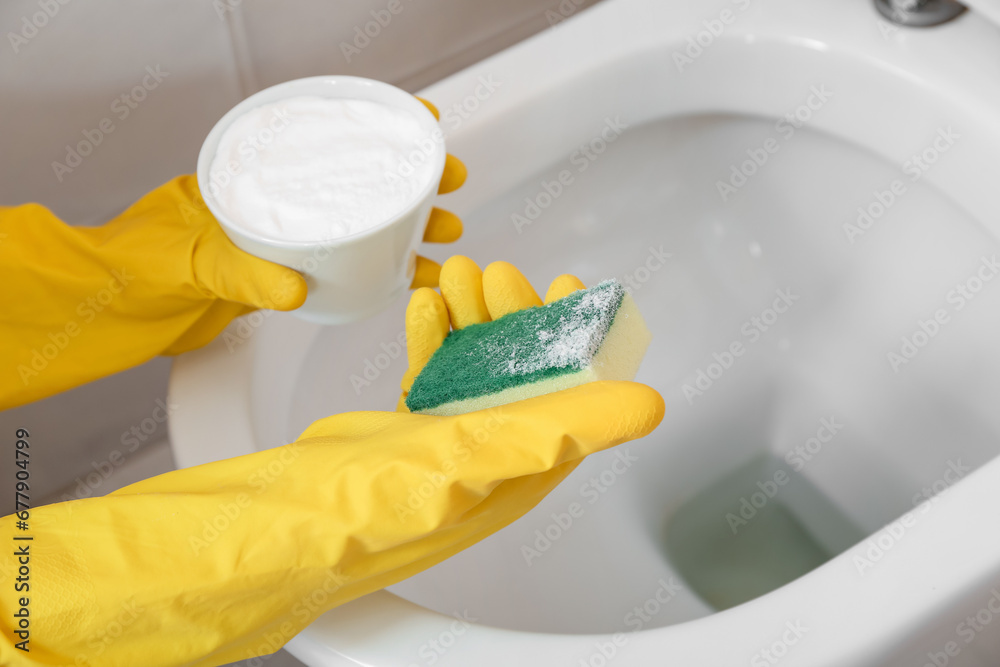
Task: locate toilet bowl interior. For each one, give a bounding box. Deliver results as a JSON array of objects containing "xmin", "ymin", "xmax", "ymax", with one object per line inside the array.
[
  {"xmin": 267, "ymin": 110, "xmax": 1000, "ymax": 634},
  {"xmin": 153, "ymin": 4, "xmax": 1000, "ymax": 662}
]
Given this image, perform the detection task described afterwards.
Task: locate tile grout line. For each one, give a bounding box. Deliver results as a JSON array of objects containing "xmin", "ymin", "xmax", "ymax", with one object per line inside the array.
[{"xmin": 221, "ymin": 3, "xmax": 260, "ymax": 98}]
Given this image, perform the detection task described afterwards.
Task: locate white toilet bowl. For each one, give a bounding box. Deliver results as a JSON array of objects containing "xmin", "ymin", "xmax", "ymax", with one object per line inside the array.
[{"xmin": 170, "ymin": 0, "xmax": 1000, "ymax": 664}]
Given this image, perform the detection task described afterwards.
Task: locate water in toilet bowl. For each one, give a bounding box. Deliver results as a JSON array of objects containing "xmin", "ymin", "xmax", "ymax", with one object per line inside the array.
[{"xmin": 666, "ymin": 453, "xmax": 867, "ymax": 611}]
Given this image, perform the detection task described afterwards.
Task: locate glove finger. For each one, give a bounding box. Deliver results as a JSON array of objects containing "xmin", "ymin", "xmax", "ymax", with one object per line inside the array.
[
  {"xmin": 422, "ymin": 208, "xmax": 463, "ymax": 243},
  {"xmin": 416, "ymin": 97, "xmax": 440, "ymax": 121},
  {"xmin": 544, "ymin": 274, "xmax": 586, "ymax": 303},
  {"xmin": 194, "ymin": 232, "xmax": 307, "ymax": 310},
  {"xmin": 439, "ymin": 155, "xmax": 467, "ymax": 194},
  {"xmin": 400, "ymin": 366, "xmax": 419, "ymax": 395},
  {"xmin": 440, "ymin": 255, "xmax": 491, "ymax": 329},
  {"xmin": 410, "ymin": 255, "xmax": 442, "ymax": 289},
  {"xmin": 403, "ymin": 287, "xmax": 450, "ymax": 390},
  {"xmin": 415, "ymin": 98, "xmax": 465, "ymax": 196},
  {"xmin": 482, "ymin": 261, "xmax": 542, "ymax": 320}
]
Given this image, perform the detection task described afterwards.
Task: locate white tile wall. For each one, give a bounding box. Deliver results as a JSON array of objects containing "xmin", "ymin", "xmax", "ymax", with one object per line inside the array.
[
  {"xmin": 0, "ymin": 0, "xmax": 243, "ymax": 224},
  {"xmin": 234, "ymin": 0, "xmax": 602, "ymax": 93}
]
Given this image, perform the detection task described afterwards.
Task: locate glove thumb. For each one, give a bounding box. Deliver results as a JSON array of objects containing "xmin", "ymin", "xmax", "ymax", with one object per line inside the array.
[{"xmin": 193, "ymin": 232, "xmax": 308, "ymax": 311}]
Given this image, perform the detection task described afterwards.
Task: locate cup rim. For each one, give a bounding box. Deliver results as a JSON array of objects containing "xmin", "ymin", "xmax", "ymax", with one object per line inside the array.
[{"xmin": 196, "ymin": 75, "xmax": 447, "ymax": 250}]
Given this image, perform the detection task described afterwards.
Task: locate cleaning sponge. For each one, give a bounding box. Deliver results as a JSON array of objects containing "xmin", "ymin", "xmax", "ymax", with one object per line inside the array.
[{"xmin": 405, "ymin": 280, "xmax": 651, "ymax": 416}]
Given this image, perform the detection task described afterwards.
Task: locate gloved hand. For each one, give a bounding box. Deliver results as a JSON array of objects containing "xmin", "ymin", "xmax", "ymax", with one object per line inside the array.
[
  {"xmin": 0, "ymin": 258, "xmax": 664, "ymax": 667},
  {"xmin": 0, "ymin": 97, "xmax": 466, "ymax": 411},
  {"xmin": 398, "ymin": 255, "xmax": 591, "ymax": 411}
]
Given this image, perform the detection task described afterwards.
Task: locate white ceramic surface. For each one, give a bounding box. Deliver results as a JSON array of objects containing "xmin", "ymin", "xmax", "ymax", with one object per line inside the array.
[
  {"xmin": 171, "ymin": 0, "xmax": 1000, "ymax": 664},
  {"xmin": 197, "ymin": 75, "xmax": 446, "ymax": 325}
]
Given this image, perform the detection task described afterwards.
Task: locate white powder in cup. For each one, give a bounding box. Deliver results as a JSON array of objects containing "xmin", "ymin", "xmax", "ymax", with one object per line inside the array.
[{"xmin": 208, "ymin": 95, "xmax": 438, "ymax": 243}]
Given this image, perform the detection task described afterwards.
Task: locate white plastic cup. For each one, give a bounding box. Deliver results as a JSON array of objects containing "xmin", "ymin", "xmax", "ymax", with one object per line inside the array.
[{"xmin": 197, "ymin": 75, "xmax": 446, "ymax": 325}]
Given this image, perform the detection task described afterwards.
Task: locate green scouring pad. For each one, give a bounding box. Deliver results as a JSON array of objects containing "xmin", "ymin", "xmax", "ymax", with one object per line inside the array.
[{"xmin": 405, "ymin": 279, "xmax": 652, "ymax": 416}]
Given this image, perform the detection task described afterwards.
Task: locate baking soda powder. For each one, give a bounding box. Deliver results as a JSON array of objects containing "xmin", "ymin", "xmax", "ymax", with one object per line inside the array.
[{"xmin": 208, "ymin": 96, "xmax": 437, "ymax": 243}]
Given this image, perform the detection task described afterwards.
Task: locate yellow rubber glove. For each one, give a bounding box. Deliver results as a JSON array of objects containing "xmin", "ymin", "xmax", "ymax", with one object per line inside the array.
[
  {"xmin": 0, "ymin": 175, "xmax": 306, "ymax": 410},
  {"xmin": 0, "ymin": 257, "xmax": 663, "ymax": 667},
  {"xmin": 0, "ymin": 96, "xmax": 466, "ymax": 411}
]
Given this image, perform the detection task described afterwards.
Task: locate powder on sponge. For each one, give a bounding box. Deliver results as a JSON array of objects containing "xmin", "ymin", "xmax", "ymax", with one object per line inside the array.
[{"xmin": 406, "ymin": 280, "xmax": 651, "ymax": 416}]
